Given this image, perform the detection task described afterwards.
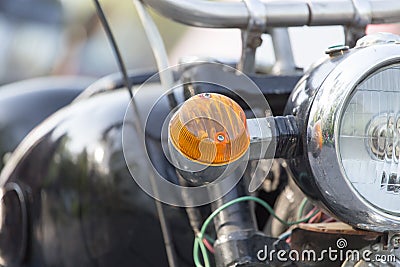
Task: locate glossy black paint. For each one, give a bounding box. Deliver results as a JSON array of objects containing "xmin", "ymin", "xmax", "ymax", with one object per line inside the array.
[
  {"xmin": 75, "ymin": 69, "xmax": 158, "ymax": 100},
  {"xmin": 0, "ymin": 182, "xmax": 27, "ymax": 266},
  {"xmin": 0, "ymin": 68, "xmax": 299, "ymax": 267},
  {"xmin": 0, "ymin": 77, "xmax": 93, "ymax": 170},
  {"xmin": 283, "ymin": 55, "xmax": 349, "ymax": 207},
  {"xmin": 180, "ymin": 63, "xmax": 301, "ymax": 116},
  {"xmin": 0, "ymin": 76, "xmax": 93, "ymax": 267},
  {"xmin": 0, "ymin": 87, "xmax": 194, "ymax": 267},
  {"xmin": 76, "ymin": 67, "xmax": 300, "ymax": 116}
]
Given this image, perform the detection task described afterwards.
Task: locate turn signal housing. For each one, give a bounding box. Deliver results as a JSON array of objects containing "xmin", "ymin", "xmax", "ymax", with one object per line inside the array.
[{"xmin": 169, "ymin": 93, "xmax": 250, "ymax": 166}]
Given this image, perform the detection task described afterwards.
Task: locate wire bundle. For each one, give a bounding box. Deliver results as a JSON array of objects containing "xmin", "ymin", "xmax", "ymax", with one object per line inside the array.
[{"xmin": 193, "ymin": 196, "xmax": 320, "ymax": 267}]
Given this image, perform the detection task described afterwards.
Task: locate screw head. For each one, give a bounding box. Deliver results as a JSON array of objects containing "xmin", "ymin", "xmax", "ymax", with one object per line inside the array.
[{"xmin": 217, "ymin": 134, "xmax": 225, "ymax": 142}]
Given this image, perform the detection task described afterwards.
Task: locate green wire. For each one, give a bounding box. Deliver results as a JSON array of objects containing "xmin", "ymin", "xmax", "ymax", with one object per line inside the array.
[
  {"xmin": 193, "ymin": 196, "xmax": 319, "ymax": 267},
  {"xmin": 204, "ymin": 234, "xmax": 215, "ymax": 244},
  {"xmin": 194, "ymin": 236, "xmax": 210, "ymax": 267},
  {"xmin": 297, "ymin": 197, "xmax": 308, "ymax": 220}
]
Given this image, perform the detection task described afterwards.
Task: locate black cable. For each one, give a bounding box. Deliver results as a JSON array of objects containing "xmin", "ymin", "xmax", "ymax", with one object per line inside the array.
[
  {"xmin": 92, "ymin": 0, "xmax": 133, "ymax": 99},
  {"xmin": 92, "ymin": 2, "xmax": 178, "ymax": 267}
]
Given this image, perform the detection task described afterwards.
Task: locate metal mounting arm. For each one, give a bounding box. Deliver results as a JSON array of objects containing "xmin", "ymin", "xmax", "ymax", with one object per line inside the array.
[
  {"xmin": 141, "ymin": 0, "xmax": 400, "ymax": 29},
  {"xmin": 248, "ymin": 115, "xmax": 299, "ymax": 160}
]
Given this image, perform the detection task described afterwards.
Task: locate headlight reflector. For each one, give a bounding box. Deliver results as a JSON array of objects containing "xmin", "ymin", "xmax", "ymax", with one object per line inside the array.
[{"xmin": 339, "ymin": 64, "xmax": 400, "ymax": 214}]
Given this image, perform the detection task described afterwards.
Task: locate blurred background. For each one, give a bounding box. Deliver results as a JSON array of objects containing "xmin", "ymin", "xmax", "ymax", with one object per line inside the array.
[{"xmin": 1, "ymin": 0, "xmax": 399, "ymax": 85}]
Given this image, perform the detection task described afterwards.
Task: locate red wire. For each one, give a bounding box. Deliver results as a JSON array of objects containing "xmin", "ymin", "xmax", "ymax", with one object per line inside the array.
[
  {"xmin": 304, "ymin": 207, "xmax": 318, "ymax": 220},
  {"xmin": 202, "ymin": 238, "xmax": 215, "ymax": 254},
  {"xmin": 309, "ymin": 211, "xmax": 323, "ymax": 223}
]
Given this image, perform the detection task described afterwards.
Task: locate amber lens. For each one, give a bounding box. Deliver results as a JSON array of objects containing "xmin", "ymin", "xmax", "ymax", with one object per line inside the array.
[{"xmin": 169, "ymin": 93, "xmax": 250, "ymax": 165}]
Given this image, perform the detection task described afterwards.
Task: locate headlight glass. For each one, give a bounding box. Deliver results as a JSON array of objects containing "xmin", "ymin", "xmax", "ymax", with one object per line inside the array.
[{"xmin": 339, "ymin": 64, "xmax": 400, "ymax": 214}]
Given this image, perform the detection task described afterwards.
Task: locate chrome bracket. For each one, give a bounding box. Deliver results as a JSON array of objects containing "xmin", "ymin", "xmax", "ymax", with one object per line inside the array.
[
  {"xmin": 351, "ymin": 0, "xmax": 372, "ymax": 26},
  {"xmin": 345, "ymin": 0, "xmax": 372, "ymax": 47},
  {"xmin": 248, "ymin": 117, "xmax": 274, "ymax": 160},
  {"xmin": 247, "ymin": 115, "xmax": 299, "ymax": 160},
  {"xmin": 238, "ymin": 0, "xmax": 267, "ymax": 73}
]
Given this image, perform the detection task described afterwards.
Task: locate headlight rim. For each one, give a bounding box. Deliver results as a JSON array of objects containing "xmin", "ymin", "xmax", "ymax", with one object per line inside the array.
[{"xmin": 306, "ymin": 43, "xmax": 400, "ymax": 232}]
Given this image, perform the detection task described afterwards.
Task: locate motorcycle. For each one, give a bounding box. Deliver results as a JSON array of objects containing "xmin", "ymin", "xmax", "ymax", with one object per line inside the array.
[{"xmin": 1, "ymin": 0, "xmax": 400, "ymax": 266}]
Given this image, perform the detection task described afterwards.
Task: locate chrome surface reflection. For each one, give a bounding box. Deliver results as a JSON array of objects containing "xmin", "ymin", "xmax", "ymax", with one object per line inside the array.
[{"xmin": 286, "ymin": 36, "xmax": 400, "ymax": 232}]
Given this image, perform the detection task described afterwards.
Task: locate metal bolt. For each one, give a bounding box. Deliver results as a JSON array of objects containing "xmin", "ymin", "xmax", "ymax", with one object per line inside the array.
[
  {"xmin": 217, "ymin": 135, "xmax": 225, "ymax": 142},
  {"xmin": 250, "ymin": 36, "xmax": 263, "ymax": 48}
]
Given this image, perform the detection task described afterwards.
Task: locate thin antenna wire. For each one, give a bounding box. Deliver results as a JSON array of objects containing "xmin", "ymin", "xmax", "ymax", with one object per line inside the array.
[
  {"xmin": 133, "ymin": 0, "xmax": 177, "ymax": 109},
  {"xmin": 92, "ymin": 1, "xmax": 179, "ymax": 267},
  {"xmin": 92, "ymin": 0, "xmax": 133, "ymax": 99},
  {"xmin": 132, "ymin": 4, "xmax": 181, "ymax": 266}
]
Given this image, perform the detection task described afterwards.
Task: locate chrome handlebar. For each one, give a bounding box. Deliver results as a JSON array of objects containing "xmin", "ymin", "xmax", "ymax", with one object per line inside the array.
[{"xmin": 141, "ymin": 0, "xmax": 400, "ymax": 29}]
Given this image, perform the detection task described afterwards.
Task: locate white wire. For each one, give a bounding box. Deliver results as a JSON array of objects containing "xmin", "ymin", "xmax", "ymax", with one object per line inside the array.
[{"xmin": 133, "ymin": 0, "xmax": 175, "ymax": 92}]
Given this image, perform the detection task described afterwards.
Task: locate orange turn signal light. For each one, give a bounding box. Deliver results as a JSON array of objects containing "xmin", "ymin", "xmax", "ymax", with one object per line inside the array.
[{"xmin": 169, "ymin": 93, "xmax": 250, "ymax": 165}]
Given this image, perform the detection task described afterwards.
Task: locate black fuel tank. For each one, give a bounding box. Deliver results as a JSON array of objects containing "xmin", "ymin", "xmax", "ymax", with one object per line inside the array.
[
  {"xmin": 0, "ymin": 76, "xmax": 93, "ymax": 170},
  {"xmin": 0, "ymin": 85, "xmax": 193, "ymax": 267}
]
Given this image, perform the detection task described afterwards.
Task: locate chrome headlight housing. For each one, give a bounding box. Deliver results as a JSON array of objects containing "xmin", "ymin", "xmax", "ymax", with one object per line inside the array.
[{"xmin": 286, "ymin": 33, "xmax": 400, "ymax": 232}]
